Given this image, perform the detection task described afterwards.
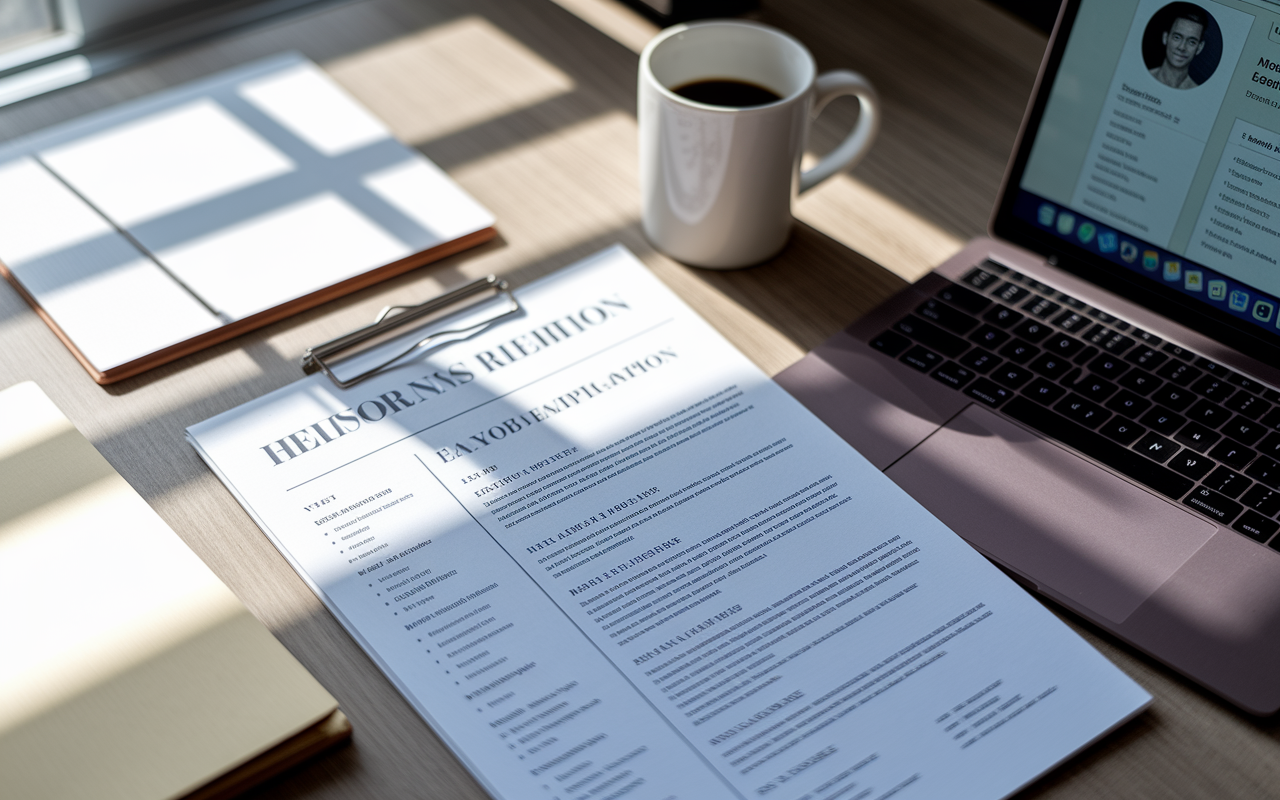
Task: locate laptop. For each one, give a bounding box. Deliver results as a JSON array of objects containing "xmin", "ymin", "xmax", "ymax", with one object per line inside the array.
[{"xmin": 776, "ymin": 0, "xmax": 1280, "ymax": 715}]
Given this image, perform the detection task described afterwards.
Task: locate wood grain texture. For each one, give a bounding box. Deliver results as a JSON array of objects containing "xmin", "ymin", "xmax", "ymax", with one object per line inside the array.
[{"xmin": 1, "ymin": 0, "xmax": 1278, "ymax": 797}]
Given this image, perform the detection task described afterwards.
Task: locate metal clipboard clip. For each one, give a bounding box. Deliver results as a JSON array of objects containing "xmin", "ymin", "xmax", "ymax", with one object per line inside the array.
[{"xmin": 301, "ymin": 275, "xmax": 520, "ymax": 389}]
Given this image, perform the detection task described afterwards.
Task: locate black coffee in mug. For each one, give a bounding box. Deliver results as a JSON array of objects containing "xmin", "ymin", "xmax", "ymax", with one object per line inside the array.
[{"xmin": 672, "ymin": 78, "xmax": 782, "ymax": 107}]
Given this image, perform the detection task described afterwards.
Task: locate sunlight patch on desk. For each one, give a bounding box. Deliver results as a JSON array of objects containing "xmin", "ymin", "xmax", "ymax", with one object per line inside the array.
[
  {"xmin": 547, "ymin": 0, "xmax": 659, "ymax": 55},
  {"xmin": 795, "ymin": 169, "xmax": 964, "ymax": 283},
  {"xmin": 324, "ymin": 16, "xmax": 575, "ymax": 147},
  {"xmin": 448, "ymin": 112, "xmax": 637, "ymax": 265}
]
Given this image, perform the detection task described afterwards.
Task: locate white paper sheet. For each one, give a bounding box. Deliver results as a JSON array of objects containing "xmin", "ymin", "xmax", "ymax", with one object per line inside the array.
[
  {"xmin": 0, "ymin": 158, "xmax": 222, "ymax": 369},
  {"xmin": 40, "ymin": 99, "xmax": 297, "ymax": 229},
  {"xmin": 0, "ymin": 54, "xmax": 495, "ymax": 376},
  {"xmin": 187, "ymin": 246, "xmax": 1150, "ymax": 800}
]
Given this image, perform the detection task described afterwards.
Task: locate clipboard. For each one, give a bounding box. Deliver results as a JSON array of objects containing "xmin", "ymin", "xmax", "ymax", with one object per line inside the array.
[
  {"xmin": 301, "ymin": 275, "xmax": 521, "ymax": 389},
  {"xmin": 0, "ymin": 54, "xmax": 496, "ymax": 385}
]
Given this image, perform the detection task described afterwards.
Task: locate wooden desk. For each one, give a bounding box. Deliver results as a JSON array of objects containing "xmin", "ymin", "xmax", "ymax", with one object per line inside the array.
[{"xmin": 1, "ymin": 0, "xmax": 1276, "ymax": 797}]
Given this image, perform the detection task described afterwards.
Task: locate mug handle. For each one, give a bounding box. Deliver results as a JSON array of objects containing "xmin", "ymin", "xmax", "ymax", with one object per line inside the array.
[{"xmin": 799, "ymin": 70, "xmax": 880, "ymax": 193}]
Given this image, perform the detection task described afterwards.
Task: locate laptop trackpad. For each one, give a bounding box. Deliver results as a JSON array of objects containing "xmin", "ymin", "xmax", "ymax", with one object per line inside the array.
[{"xmin": 885, "ymin": 404, "xmax": 1216, "ymax": 624}]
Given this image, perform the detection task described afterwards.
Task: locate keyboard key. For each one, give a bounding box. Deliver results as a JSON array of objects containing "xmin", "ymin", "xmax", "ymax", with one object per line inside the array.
[
  {"xmin": 1266, "ymin": 388, "xmax": 1280, "ymax": 403},
  {"xmin": 1241, "ymin": 484, "xmax": 1280, "ymax": 517},
  {"xmin": 1224, "ymin": 391, "xmax": 1269, "ymax": 420},
  {"xmin": 1191, "ymin": 375, "xmax": 1235, "ymax": 402},
  {"xmin": 1208, "ymin": 439, "xmax": 1255, "ymax": 470},
  {"xmin": 1117, "ymin": 368, "xmax": 1160, "ymax": 395},
  {"xmin": 962, "ymin": 266, "xmax": 1001, "ymax": 290},
  {"xmin": 1204, "ymin": 466, "xmax": 1251, "ymax": 498},
  {"xmin": 1011, "ymin": 318, "xmax": 1052, "ymax": 342},
  {"xmin": 1058, "ymin": 293, "xmax": 1087, "ymax": 309},
  {"xmin": 1028, "ymin": 352, "xmax": 1073, "ymax": 379},
  {"xmin": 1089, "ymin": 353, "xmax": 1129, "ymax": 380},
  {"xmin": 1168, "ymin": 451, "xmax": 1215, "ymax": 481},
  {"xmin": 1106, "ymin": 390, "xmax": 1151, "ymax": 418},
  {"xmin": 1150, "ymin": 384, "xmax": 1195, "ymax": 412},
  {"xmin": 1099, "ymin": 416, "xmax": 1146, "ymax": 446},
  {"xmin": 1125, "ymin": 347, "xmax": 1168, "ymax": 370},
  {"xmin": 1246, "ymin": 455, "xmax": 1280, "ymax": 489},
  {"xmin": 1073, "ymin": 346, "xmax": 1100, "ymax": 365},
  {"xmin": 1113, "ymin": 320, "xmax": 1131, "ymax": 331},
  {"xmin": 968, "ymin": 324, "xmax": 1011, "ymax": 349},
  {"xmin": 1260, "ymin": 431, "xmax": 1280, "ymax": 458},
  {"xmin": 1042, "ymin": 333, "xmax": 1084, "ymax": 358},
  {"xmin": 931, "ymin": 361, "xmax": 975, "ymax": 389},
  {"xmin": 1134, "ymin": 431, "xmax": 1179, "ymax": 462},
  {"xmin": 1226, "ymin": 371, "xmax": 1262, "ymax": 390},
  {"xmin": 1162, "ymin": 343, "xmax": 1196, "ymax": 361},
  {"xmin": 964, "ymin": 378, "xmax": 1013, "ymax": 407},
  {"xmin": 958, "ymin": 347, "xmax": 1001, "ymax": 373},
  {"xmin": 1090, "ymin": 309, "xmax": 1117, "ymax": 323},
  {"xmin": 1071, "ymin": 374, "xmax": 1118, "ymax": 402},
  {"xmin": 1056, "ymin": 394, "xmax": 1110, "ymax": 428},
  {"xmin": 870, "ymin": 330, "xmax": 912, "ymax": 357},
  {"xmin": 1003, "ymin": 397, "xmax": 1193, "ymax": 498},
  {"xmin": 1174, "ymin": 422, "xmax": 1221, "ymax": 452},
  {"xmin": 992, "ymin": 282, "xmax": 1033, "ymax": 305},
  {"xmin": 1183, "ymin": 487, "xmax": 1243, "ymax": 523},
  {"xmin": 1023, "ymin": 296, "xmax": 1062, "ymax": 319},
  {"xmin": 979, "ymin": 258, "xmax": 1009, "ymax": 274},
  {"xmin": 1139, "ymin": 407, "xmax": 1186, "ymax": 435},
  {"xmin": 1156, "ymin": 360, "xmax": 1201, "ymax": 386},
  {"xmin": 1025, "ymin": 278, "xmax": 1054, "ymax": 293},
  {"xmin": 937, "ymin": 283, "xmax": 990, "ymax": 314},
  {"xmin": 894, "ymin": 315, "xmax": 970, "ymax": 357},
  {"xmin": 1261, "ymin": 407, "xmax": 1280, "ymax": 430},
  {"xmin": 1185, "ymin": 398, "xmax": 1230, "ymax": 428},
  {"xmin": 917, "ymin": 299, "xmax": 979, "ymax": 334},
  {"xmin": 1081, "ymin": 325, "xmax": 1134, "ymax": 354},
  {"xmin": 1053, "ymin": 311, "xmax": 1091, "ymax": 333},
  {"xmin": 901, "ymin": 345, "xmax": 943, "ymax": 372},
  {"xmin": 1195, "ymin": 356, "xmax": 1226, "ymax": 373},
  {"xmin": 1220, "ymin": 416, "xmax": 1266, "ymax": 445},
  {"xmin": 1233, "ymin": 510, "xmax": 1278, "ymax": 542},
  {"xmin": 1101, "ymin": 333, "xmax": 1134, "ymax": 354},
  {"xmin": 1082, "ymin": 324, "xmax": 1111, "ymax": 345},
  {"xmin": 1024, "ymin": 378, "xmax": 1066, "ymax": 406},
  {"xmin": 991, "ymin": 364, "xmax": 1034, "ymax": 389},
  {"xmin": 983, "ymin": 304, "xmax": 1024, "ymax": 328},
  {"xmin": 1131, "ymin": 329, "xmax": 1163, "ymax": 346},
  {"xmin": 998, "ymin": 339, "xmax": 1039, "ymax": 364}
]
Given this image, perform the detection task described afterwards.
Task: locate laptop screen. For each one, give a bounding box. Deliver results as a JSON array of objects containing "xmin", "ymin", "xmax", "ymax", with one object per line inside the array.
[{"xmin": 994, "ymin": 0, "xmax": 1280, "ymax": 361}]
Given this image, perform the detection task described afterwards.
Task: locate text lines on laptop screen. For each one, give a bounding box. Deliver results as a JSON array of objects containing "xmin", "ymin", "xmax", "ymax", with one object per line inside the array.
[{"xmin": 1015, "ymin": 0, "xmax": 1280, "ymax": 339}]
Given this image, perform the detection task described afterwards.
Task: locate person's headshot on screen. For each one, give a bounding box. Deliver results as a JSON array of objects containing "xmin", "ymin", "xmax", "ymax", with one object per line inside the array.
[{"xmin": 1150, "ymin": 10, "xmax": 1207, "ymax": 89}]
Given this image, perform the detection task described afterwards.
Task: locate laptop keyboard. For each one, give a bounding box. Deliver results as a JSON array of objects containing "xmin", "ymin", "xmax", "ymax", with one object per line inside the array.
[{"xmin": 872, "ymin": 259, "xmax": 1280, "ymax": 548}]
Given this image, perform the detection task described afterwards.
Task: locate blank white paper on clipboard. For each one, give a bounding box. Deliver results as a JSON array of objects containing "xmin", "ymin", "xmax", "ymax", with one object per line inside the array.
[{"xmin": 0, "ymin": 53, "xmax": 496, "ymax": 384}]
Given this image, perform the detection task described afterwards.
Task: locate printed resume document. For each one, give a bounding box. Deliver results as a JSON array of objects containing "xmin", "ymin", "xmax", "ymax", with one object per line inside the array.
[{"xmin": 187, "ymin": 246, "xmax": 1150, "ymax": 800}]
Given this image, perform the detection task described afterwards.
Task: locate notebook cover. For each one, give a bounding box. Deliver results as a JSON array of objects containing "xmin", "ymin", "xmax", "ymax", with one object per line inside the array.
[{"xmin": 0, "ymin": 382, "xmax": 345, "ymax": 799}]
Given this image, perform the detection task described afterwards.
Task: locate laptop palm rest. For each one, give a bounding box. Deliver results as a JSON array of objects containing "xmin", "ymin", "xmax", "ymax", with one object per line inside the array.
[{"xmin": 885, "ymin": 404, "xmax": 1216, "ymax": 625}]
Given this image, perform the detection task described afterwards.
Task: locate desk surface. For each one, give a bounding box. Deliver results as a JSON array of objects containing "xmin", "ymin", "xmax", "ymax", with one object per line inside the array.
[{"xmin": 2, "ymin": 0, "xmax": 1278, "ymax": 797}]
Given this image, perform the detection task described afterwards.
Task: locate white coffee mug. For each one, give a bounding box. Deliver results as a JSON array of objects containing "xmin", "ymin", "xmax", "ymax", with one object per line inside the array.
[{"xmin": 639, "ymin": 21, "xmax": 879, "ymax": 269}]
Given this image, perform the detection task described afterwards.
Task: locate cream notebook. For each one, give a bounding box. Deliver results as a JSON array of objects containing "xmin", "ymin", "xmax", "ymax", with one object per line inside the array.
[{"xmin": 0, "ymin": 382, "xmax": 348, "ymax": 800}]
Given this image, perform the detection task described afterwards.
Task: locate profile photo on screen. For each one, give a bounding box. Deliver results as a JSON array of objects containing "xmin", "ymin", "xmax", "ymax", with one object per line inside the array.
[{"xmin": 1143, "ymin": 2, "xmax": 1223, "ymax": 89}]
